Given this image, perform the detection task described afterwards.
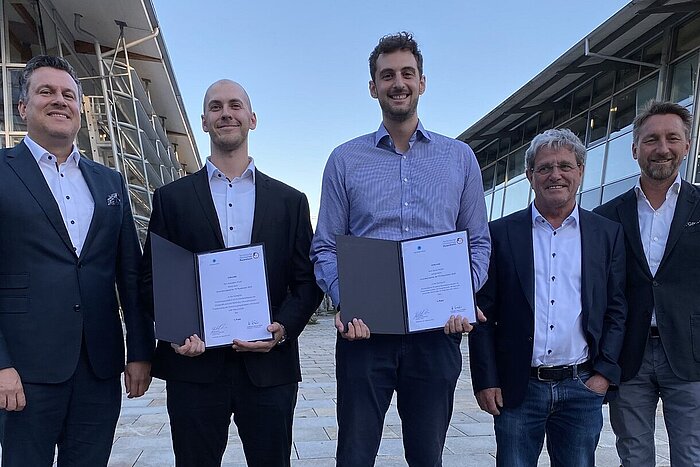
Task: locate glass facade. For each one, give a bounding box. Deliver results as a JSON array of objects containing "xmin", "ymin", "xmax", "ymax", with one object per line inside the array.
[
  {"xmin": 0, "ymin": 0, "xmax": 199, "ymax": 240},
  {"xmin": 465, "ymin": 10, "xmax": 700, "ymax": 220}
]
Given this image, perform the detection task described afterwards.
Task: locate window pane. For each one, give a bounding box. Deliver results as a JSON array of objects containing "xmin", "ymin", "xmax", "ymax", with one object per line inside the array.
[
  {"xmin": 502, "ymin": 179, "xmax": 531, "ymax": 217},
  {"xmin": 572, "ymin": 83, "xmax": 593, "ymax": 116},
  {"xmin": 588, "ymin": 103, "xmax": 610, "ymax": 144},
  {"xmin": 604, "ymin": 132, "xmax": 638, "ymax": 183},
  {"xmin": 491, "ymin": 189, "xmax": 504, "ymax": 221},
  {"xmin": 602, "ymin": 176, "xmax": 636, "ymax": 203},
  {"xmin": 482, "ymin": 165, "xmax": 495, "ymax": 192},
  {"xmin": 580, "ymin": 188, "xmax": 602, "ymax": 210},
  {"xmin": 484, "ymin": 193, "xmax": 493, "ymax": 220},
  {"xmin": 670, "ymin": 53, "xmax": 697, "ymax": 107},
  {"xmin": 642, "ymin": 37, "xmax": 663, "ymax": 66},
  {"xmin": 583, "ymin": 143, "xmax": 605, "ymax": 191},
  {"xmin": 495, "ymin": 158, "xmax": 507, "ymax": 189},
  {"xmin": 9, "ymin": 69, "xmax": 25, "ymax": 132},
  {"xmin": 610, "ymin": 89, "xmax": 636, "ymax": 138},
  {"xmin": 637, "ymin": 76, "xmax": 658, "ymax": 110},
  {"xmin": 7, "ymin": 1, "xmax": 42, "ymax": 63},
  {"xmin": 616, "ymin": 62, "xmax": 640, "ymax": 92},
  {"xmin": 674, "ymin": 15, "xmax": 700, "ymax": 59},
  {"xmin": 566, "ymin": 116, "xmax": 587, "ymax": 143},
  {"xmin": 592, "ymin": 72, "xmax": 615, "ymax": 105},
  {"xmin": 507, "ymin": 147, "xmax": 526, "ymax": 182}
]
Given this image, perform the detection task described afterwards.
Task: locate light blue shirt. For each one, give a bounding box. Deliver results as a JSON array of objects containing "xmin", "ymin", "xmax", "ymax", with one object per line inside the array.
[
  {"xmin": 311, "ymin": 121, "xmax": 491, "ymax": 306},
  {"xmin": 24, "ymin": 135, "xmax": 94, "ymax": 256},
  {"xmin": 205, "ymin": 157, "xmax": 255, "ymax": 248}
]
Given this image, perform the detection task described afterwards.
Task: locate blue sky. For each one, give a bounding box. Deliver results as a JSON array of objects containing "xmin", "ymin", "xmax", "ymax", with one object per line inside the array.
[{"xmin": 152, "ymin": 0, "xmax": 630, "ymax": 220}]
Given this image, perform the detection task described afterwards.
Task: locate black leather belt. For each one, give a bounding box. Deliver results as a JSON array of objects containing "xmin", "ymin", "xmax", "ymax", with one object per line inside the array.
[
  {"xmin": 650, "ymin": 327, "xmax": 660, "ymax": 338},
  {"xmin": 530, "ymin": 361, "xmax": 593, "ymax": 381}
]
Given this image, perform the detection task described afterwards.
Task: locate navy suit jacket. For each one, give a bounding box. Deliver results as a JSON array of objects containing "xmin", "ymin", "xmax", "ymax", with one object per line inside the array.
[
  {"xmin": 469, "ymin": 205, "xmax": 627, "ymax": 408},
  {"xmin": 595, "ymin": 181, "xmax": 700, "ymax": 381},
  {"xmin": 0, "ymin": 142, "xmax": 154, "ymax": 383},
  {"xmin": 140, "ymin": 167, "xmax": 322, "ymax": 387}
]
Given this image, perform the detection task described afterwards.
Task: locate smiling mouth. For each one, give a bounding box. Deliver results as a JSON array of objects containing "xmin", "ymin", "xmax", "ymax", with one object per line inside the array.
[
  {"xmin": 389, "ymin": 93, "xmax": 409, "ymax": 100},
  {"xmin": 546, "ymin": 185, "xmax": 566, "ymax": 190},
  {"xmin": 47, "ymin": 112, "xmax": 69, "ymax": 119}
]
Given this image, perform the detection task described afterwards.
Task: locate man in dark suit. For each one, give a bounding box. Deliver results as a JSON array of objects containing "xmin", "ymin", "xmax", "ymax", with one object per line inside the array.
[
  {"xmin": 139, "ymin": 79, "xmax": 321, "ymax": 467},
  {"xmin": 0, "ymin": 55, "xmax": 153, "ymax": 466},
  {"xmin": 595, "ymin": 101, "xmax": 700, "ymax": 467},
  {"xmin": 469, "ymin": 128, "xmax": 627, "ymax": 466}
]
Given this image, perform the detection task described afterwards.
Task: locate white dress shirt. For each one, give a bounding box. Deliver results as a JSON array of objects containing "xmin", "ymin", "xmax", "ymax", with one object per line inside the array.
[
  {"xmin": 24, "ymin": 135, "xmax": 94, "ymax": 256},
  {"xmin": 635, "ymin": 174, "xmax": 681, "ymax": 327},
  {"xmin": 531, "ymin": 204, "xmax": 589, "ymax": 367},
  {"xmin": 205, "ymin": 157, "xmax": 255, "ymax": 248}
]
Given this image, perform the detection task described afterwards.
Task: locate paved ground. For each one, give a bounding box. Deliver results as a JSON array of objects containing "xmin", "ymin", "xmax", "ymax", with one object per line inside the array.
[{"xmin": 14, "ymin": 314, "xmax": 671, "ymax": 466}]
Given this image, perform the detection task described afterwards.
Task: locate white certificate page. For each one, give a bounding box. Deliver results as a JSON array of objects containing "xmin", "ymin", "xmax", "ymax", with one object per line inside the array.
[
  {"xmin": 197, "ymin": 245, "xmax": 272, "ymax": 347},
  {"xmin": 401, "ymin": 231, "xmax": 475, "ymax": 332}
]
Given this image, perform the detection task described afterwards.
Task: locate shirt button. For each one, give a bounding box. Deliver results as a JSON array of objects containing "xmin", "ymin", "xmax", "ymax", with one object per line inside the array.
[
  {"xmin": 653, "ymin": 237, "xmax": 658, "ymax": 242},
  {"xmin": 551, "ymin": 276, "xmax": 555, "ymax": 281},
  {"xmin": 550, "ymin": 325, "xmax": 554, "ymax": 330},
  {"xmin": 73, "ymin": 304, "xmax": 80, "ymax": 312},
  {"xmin": 70, "ymin": 220, "xmax": 75, "ymax": 225},
  {"xmin": 547, "ymin": 349, "xmax": 552, "ymax": 354},
  {"xmin": 66, "ymin": 195, "xmax": 70, "ymax": 200},
  {"xmin": 229, "ymin": 226, "xmax": 233, "ymax": 231},
  {"xmin": 653, "ymin": 281, "xmax": 659, "ymax": 287},
  {"xmin": 402, "ymin": 155, "xmax": 406, "ymax": 160},
  {"xmin": 404, "ymin": 202, "xmax": 409, "ymax": 206},
  {"xmin": 228, "ymin": 203, "xmax": 233, "ymax": 207},
  {"xmin": 403, "ymin": 177, "xmax": 408, "ymax": 182},
  {"xmin": 404, "ymin": 227, "xmax": 409, "ymax": 232},
  {"xmin": 552, "ymin": 253, "xmax": 556, "ymax": 258},
  {"xmin": 550, "ymin": 300, "xmax": 555, "ymax": 305},
  {"xmin": 60, "ymin": 174, "xmax": 64, "ymax": 177}
]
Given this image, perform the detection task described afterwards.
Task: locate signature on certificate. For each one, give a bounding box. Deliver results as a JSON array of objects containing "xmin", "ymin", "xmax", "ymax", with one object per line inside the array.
[
  {"xmin": 210, "ymin": 323, "xmax": 229, "ymax": 337},
  {"xmin": 413, "ymin": 308, "xmax": 431, "ymax": 322},
  {"xmin": 247, "ymin": 319, "xmax": 262, "ymax": 329}
]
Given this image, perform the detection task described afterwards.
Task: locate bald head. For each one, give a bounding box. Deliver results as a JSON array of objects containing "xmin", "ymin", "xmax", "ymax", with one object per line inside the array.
[{"xmin": 202, "ymin": 79, "xmax": 252, "ymax": 113}]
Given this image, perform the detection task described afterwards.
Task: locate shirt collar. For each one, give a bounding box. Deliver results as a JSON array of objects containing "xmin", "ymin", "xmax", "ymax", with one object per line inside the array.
[
  {"xmin": 634, "ymin": 173, "xmax": 681, "ymax": 202},
  {"xmin": 531, "ymin": 202, "xmax": 579, "ymax": 229},
  {"xmin": 24, "ymin": 135, "xmax": 81, "ymax": 166},
  {"xmin": 206, "ymin": 156, "xmax": 256, "ymax": 183},
  {"xmin": 374, "ymin": 120, "xmax": 431, "ymax": 148}
]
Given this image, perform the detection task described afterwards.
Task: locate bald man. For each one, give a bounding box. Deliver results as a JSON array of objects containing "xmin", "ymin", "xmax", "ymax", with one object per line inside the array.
[{"xmin": 139, "ymin": 79, "xmax": 321, "ymax": 467}]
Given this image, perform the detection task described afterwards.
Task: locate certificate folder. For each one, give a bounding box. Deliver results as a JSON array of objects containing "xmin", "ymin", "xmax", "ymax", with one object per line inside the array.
[
  {"xmin": 337, "ymin": 231, "xmax": 475, "ymax": 334},
  {"xmin": 151, "ymin": 233, "xmax": 273, "ymax": 348}
]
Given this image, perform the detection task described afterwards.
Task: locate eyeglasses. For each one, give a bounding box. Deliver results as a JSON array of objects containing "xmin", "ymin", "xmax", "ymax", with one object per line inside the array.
[{"xmin": 529, "ymin": 162, "xmax": 581, "ymax": 176}]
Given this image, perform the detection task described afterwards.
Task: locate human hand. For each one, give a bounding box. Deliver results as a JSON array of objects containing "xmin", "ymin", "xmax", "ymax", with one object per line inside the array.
[
  {"xmin": 233, "ymin": 322, "xmax": 286, "ymax": 353},
  {"xmin": 171, "ymin": 334, "xmax": 205, "ymax": 357},
  {"xmin": 476, "ymin": 387, "xmax": 503, "ymax": 416},
  {"xmin": 335, "ymin": 313, "xmax": 370, "ymax": 341},
  {"xmin": 443, "ymin": 307, "xmax": 487, "ymax": 335},
  {"xmin": 0, "ymin": 367, "xmax": 25, "ymax": 411},
  {"xmin": 584, "ymin": 373, "xmax": 610, "ymax": 395},
  {"xmin": 124, "ymin": 361, "xmax": 152, "ymax": 398}
]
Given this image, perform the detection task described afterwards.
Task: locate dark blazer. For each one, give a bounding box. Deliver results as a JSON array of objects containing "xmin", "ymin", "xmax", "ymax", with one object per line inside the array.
[
  {"xmin": 469, "ymin": 206, "xmax": 627, "ymax": 408},
  {"xmin": 595, "ymin": 180, "xmax": 700, "ymax": 382},
  {"xmin": 140, "ymin": 167, "xmax": 321, "ymax": 387},
  {"xmin": 0, "ymin": 142, "xmax": 154, "ymax": 383}
]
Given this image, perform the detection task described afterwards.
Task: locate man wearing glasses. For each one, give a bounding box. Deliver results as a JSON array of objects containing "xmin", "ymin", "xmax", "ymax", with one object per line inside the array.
[{"xmin": 469, "ymin": 128, "xmax": 627, "ymax": 466}]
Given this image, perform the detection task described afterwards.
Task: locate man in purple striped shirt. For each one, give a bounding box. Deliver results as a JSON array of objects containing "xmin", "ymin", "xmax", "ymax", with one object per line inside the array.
[{"xmin": 311, "ymin": 32, "xmax": 490, "ymax": 466}]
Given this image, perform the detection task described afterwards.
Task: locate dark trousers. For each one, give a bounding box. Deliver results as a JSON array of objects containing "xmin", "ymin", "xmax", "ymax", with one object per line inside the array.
[
  {"xmin": 166, "ymin": 354, "xmax": 298, "ymax": 467},
  {"xmin": 0, "ymin": 344, "xmax": 121, "ymax": 467},
  {"xmin": 335, "ymin": 331, "xmax": 462, "ymax": 467}
]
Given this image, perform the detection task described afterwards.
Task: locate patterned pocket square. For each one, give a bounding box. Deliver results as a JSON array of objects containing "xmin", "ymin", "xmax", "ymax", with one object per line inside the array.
[{"xmin": 107, "ymin": 192, "xmax": 121, "ymax": 206}]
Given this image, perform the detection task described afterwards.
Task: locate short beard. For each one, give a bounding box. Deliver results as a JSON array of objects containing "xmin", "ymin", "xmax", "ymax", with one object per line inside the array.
[{"xmin": 642, "ymin": 161, "xmax": 680, "ymax": 181}]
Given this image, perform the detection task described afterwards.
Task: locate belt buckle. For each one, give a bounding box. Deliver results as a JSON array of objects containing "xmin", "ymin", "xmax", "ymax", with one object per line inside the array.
[{"xmin": 536, "ymin": 365, "xmax": 554, "ymax": 381}]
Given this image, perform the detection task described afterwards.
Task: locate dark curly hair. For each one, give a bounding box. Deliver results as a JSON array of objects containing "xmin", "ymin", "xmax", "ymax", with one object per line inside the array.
[{"xmin": 369, "ymin": 31, "xmax": 423, "ymax": 81}]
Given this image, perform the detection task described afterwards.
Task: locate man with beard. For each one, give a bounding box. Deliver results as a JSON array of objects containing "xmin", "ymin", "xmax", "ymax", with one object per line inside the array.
[
  {"xmin": 311, "ymin": 32, "xmax": 490, "ymax": 465},
  {"xmin": 140, "ymin": 79, "xmax": 321, "ymax": 467},
  {"xmin": 595, "ymin": 101, "xmax": 700, "ymax": 466}
]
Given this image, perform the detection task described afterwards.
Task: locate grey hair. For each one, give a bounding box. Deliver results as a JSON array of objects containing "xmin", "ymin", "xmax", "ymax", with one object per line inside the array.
[
  {"xmin": 19, "ymin": 55, "xmax": 82, "ymax": 104},
  {"xmin": 525, "ymin": 128, "xmax": 586, "ymax": 170}
]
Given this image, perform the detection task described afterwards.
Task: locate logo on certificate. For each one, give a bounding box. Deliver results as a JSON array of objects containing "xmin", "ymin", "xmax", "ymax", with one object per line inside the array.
[
  {"xmin": 252, "ymin": 252, "xmax": 260, "ymax": 259},
  {"xmin": 456, "ymin": 237, "xmax": 464, "ymax": 244}
]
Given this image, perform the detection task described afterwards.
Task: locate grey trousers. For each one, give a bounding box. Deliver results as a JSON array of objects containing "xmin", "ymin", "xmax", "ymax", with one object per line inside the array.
[{"xmin": 609, "ymin": 336, "xmax": 700, "ymax": 467}]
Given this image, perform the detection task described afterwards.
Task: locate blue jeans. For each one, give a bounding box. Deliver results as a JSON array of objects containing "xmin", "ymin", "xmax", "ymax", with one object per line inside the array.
[{"xmin": 494, "ymin": 371, "xmax": 604, "ymax": 467}]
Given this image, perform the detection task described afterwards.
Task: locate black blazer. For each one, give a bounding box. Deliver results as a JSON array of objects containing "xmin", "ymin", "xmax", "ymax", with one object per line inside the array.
[
  {"xmin": 0, "ymin": 142, "xmax": 154, "ymax": 383},
  {"xmin": 595, "ymin": 180, "xmax": 700, "ymax": 382},
  {"xmin": 140, "ymin": 167, "xmax": 321, "ymax": 387},
  {"xmin": 469, "ymin": 206, "xmax": 627, "ymax": 408}
]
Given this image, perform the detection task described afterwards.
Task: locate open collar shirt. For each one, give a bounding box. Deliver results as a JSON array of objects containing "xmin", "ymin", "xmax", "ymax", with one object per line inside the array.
[
  {"xmin": 205, "ymin": 157, "xmax": 256, "ymax": 248},
  {"xmin": 24, "ymin": 135, "xmax": 94, "ymax": 256},
  {"xmin": 634, "ymin": 173, "xmax": 681, "ymax": 326},
  {"xmin": 531, "ymin": 204, "xmax": 588, "ymax": 367},
  {"xmin": 311, "ymin": 121, "xmax": 491, "ymax": 306}
]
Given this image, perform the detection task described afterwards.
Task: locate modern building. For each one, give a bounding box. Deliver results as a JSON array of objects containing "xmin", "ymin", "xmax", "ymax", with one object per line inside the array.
[
  {"xmin": 0, "ymin": 0, "xmax": 201, "ymax": 239},
  {"xmin": 459, "ymin": 0, "xmax": 699, "ymax": 220}
]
